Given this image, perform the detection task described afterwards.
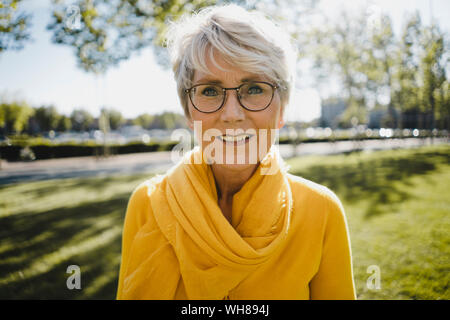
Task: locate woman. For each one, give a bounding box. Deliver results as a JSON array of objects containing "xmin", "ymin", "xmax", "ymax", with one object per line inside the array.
[{"xmin": 116, "ymin": 4, "xmax": 356, "ymax": 300}]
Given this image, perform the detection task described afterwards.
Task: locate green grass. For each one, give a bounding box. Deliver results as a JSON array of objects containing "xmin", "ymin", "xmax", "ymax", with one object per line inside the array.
[
  {"xmin": 0, "ymin": 144, "xmax": 449, "ymax": 299},
  {"xmin": 286, "ymin": 144, "xmax": 450, "ymax": 300},
  {"xmin": 0, "ymin": 173, "xmax": 153, "ymax": 299}
]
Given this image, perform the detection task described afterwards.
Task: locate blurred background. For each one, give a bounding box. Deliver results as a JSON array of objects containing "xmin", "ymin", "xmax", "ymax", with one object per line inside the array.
[{"xmin": 0, "ymin": 0, "xmax": 449, "ymax": 299}]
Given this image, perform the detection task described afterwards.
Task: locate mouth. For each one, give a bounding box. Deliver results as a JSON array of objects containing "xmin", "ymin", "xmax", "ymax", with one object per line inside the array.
[{"xmin": 217, "ymin": 133, "xmax": 254, "ymax": 145}]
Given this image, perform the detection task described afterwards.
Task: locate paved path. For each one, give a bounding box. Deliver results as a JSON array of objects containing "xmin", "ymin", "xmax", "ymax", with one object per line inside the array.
[
  {"xmin": 283, "ymin": 137, "xmax": 448, "ymax": 157},
  {"xmin": 0, "ymin": 138, "xmax": 447, "ymax": 185},
  {"xmin": 0, "ymin": 151, "xmax": 174, "ymax": 185}
]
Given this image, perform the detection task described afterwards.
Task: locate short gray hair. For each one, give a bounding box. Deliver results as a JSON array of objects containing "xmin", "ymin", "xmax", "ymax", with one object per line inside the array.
[{"xmin": 165, "ymin": 4, "xmax": 297, "ymax": 118}]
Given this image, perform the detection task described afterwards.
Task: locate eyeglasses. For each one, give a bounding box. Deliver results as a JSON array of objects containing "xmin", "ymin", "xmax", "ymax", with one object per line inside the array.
[{"xmin": 184, "ymin": 81, "xmax": 278, "ymax": 113}]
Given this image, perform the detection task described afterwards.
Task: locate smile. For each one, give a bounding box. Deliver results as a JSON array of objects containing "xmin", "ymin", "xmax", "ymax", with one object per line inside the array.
[{"xmin": 217, "ymin": 134, "xmax": 254, "ymax": 144}]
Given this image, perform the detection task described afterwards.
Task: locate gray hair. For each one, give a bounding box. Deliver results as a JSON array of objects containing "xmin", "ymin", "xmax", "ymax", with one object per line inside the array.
[{"xmin": 165, "ymin": 4, "xmax": 297, "ymax": 118}]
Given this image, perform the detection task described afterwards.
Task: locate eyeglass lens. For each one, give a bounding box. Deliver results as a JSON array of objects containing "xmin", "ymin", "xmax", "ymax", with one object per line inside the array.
[{"xmin": 189, "ymin": 82, "xmax": 274, "ymax": 112}]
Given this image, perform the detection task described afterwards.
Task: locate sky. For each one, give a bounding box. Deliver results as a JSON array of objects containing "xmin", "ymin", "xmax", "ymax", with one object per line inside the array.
[{"xmin": 0, "ymin": 0, "xmax": 449, "ymax": 122}]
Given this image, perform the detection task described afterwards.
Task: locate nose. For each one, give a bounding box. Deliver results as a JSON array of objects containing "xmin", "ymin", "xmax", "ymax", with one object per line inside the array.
[{"xmin": 220, "ymin": 89, "xmax": 245, "ymax": 123}]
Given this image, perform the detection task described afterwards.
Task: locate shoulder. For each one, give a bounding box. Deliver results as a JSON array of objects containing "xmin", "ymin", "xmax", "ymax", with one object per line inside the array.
[
  {"xmin": 125, "ymin": 174, "xmax": 167, "ymax": 229},
  {"xmin": 285, "ymin": 173, "xmax": 346, "ymax": 227},
  {"xmin": 286, "ymin": 173, "xmax": 343, "ymax": 208},
  {"xmin": 130, "ymin": 174, "xmax": 166, "ymax": 202}
]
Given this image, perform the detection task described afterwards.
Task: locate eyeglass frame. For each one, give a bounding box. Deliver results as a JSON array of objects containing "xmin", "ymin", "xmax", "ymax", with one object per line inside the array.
[{"xmin": 184, "ymin": 81, "xmax": 279, "ymax": 113}]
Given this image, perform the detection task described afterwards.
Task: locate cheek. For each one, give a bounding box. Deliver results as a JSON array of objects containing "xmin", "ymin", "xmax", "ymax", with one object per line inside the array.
[
  {"xmin": 188, "ymin": 105, "xmax": 220, "ymax": 145},
  {"xmin": 189, "ymin": 106, "xmax": 216, "ymax": 128},
  {"xmin": 188, "ymin": 102, "xmax": 207, "ymax": 126},
  {"xmin": 254, "ymin": 101, "xmax": 282, "ymax": 129}
]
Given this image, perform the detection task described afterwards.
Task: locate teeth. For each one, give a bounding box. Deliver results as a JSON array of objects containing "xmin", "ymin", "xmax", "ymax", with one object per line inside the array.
[{"xmin": 219, "ymin": 134, "xmax": 250, "ymax": 142}]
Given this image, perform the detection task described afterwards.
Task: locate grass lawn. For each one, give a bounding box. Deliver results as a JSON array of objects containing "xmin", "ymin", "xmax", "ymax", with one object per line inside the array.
[{"xmin": 0, "ymin": 144, "xmax": 449, "ymax": 299}]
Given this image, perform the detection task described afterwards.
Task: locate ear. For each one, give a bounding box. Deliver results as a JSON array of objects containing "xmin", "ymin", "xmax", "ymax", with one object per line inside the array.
[
  {"xmin": 277, "ymin": 106, "xmax": 286, "ymax": 129},
  {"xmin": 185, "ymin": 108, "xmax": 194, "ymax": 130},
  {"xmin": 186, "ymin": 117, "xmax": 194, "ymax": 130},
  {"xmin": 277, "ymin": 117, "xmax": 285, "ymax": 129}
]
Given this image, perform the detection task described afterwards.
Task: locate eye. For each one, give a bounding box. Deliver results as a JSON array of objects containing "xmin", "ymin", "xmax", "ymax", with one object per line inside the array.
[
  {"xmin": 246, "ymin": 84, "xmax": 264, "ymax": 95},
  {"xmin": 201, "ymin": 86, "xmax": 219, "ymax": 97}
]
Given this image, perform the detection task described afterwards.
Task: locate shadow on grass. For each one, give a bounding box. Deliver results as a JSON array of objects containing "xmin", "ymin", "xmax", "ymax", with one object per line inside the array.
[
  {"xmin": 0, "ymin": 192, "xmax": 132, "ymax": 299},
  {"xmin": 1, "ymin": 240, "xmax": 121, "ymax": 300},
  {"xmin": 0, "ymin": 172, "xmax": 148, "ymax": 199},
  {"xmin": 289, "ymin": 150, "xmax": 450, "ymax": 218}
]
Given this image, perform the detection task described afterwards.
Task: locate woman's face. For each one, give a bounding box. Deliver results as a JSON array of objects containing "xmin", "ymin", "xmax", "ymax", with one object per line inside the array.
[{"xmin": 186, "ymin": 50, "xmax": 285, "ymax": 172}]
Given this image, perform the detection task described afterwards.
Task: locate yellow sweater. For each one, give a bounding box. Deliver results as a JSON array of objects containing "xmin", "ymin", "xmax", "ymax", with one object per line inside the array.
[{"xmin": 116, "ymin": 148, "xmax": 356, "ymax": 300}]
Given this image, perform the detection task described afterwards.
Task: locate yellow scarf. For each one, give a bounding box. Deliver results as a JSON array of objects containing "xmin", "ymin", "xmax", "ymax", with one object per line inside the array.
[{"xmin": 119, "ymin": 146, "xmax": 293, "ymax": 299}]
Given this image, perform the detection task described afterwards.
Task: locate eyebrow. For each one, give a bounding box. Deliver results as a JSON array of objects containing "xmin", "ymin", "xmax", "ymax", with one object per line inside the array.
[{"xmin": 193, "ymin": 76, "xmax": 264, "ymax": 85}]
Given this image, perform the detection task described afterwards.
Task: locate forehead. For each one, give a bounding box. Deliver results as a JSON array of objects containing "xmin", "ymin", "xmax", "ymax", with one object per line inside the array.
[{"xmin": 192, "ymin": 49, "xmax": 267, "ymax": 84}]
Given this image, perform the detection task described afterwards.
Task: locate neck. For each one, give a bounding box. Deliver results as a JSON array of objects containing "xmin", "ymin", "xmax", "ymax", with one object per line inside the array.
[{"xmin": 210, "ymin": 163, "xmax": 258, "ymax": 200}]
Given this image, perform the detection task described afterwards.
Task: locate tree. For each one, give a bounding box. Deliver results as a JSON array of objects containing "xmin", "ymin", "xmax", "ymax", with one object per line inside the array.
[
  {"xmin": 391, "ymin": 12, "xmax": 422, "ymax": 129},
  {"xmin": 33, "ymin": 105, "xmax": 61, "ymax": 132},
  {"xmin": 304, "ymin": 7, "xmax": 450, "ymax": 130},
  {"xmin": 434, "ymin": 80, "xmax": 450, "ymax": 130},
  {"xmin": 418, "ymin": 23, "xmax": 448, "ymax": 129},
  {"xmin": 133, "ymin": 113, "xmax": 154, "ymax": 129},
  {"xmin": 46, "ymin": 0, "xmax": 222, "ymax": 74},
  {"xmin": 56, "ymin": 114, "xmax": 72, "ymax": 132},
  {"xmin": 363, "ymin": 14, "xmax": 398, "ymax": 128},
  {"xmin": 0, "ymin": 101, "xmax": 34, "ymax": 134},
  {"xmin": 306, "ymin": 8, "xmax": 370, "ymax": 127},
  {"xmin": 391, "ymin": 13, "xmax": 449, "ymax": 130},
  {"xmin": 0, "ymin": 0, "xmax": 32, "ymax": 54},
  {"xmin": 46, "ymin": 0, "xmax": 319, "ymax": 74},
  {"xmin": 70, "ymin": 108, "xmax": 94, "ymax": 131},
  {"xmin": 100, "ymin": 107, "xmax": 125, "ymax": 130}
]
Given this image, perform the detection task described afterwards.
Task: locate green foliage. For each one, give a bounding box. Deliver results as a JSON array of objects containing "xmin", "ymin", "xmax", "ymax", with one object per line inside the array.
[
  {"xmin": 132, "ymin": 113, "xmax": 154, "ymax": 129},
  {"xmin": 434, "ymin": 80, "xmax": 450, "ymax": 129},
  {"xmin": 132, "ymin": 111, "xmax": 187, "ymax": 130},
  {"xmin": 0, "ymin": 0, "xmax": 31, "ymax": 53},
  {"xmin": 56, "ymin": 114, "xmax": 72, "ymax": 132},
  {"xmin": 364, "ymin": 14, "xmax": 398, "ymax": 127},
  {"xmin": 0, "ymin": 140, "xmax": 179, "ymax": 161},
  {"xmin": 391, "ymin": 14, "xmax": 450, "ymax": 129},
  {"xmin": 418, "ymin": 24, "xmax": 447, "ymax": 128},
  {"xmin": 0, "ymin": 100, "xmax": 34, "ymax": 134},
  {"xmin": 70, "ymin": 108, "xmax": 95, "ymax": 132},
  {"xmin": 100, "ymin": 107, "xmax": 125, "ymax": 131},
  {"xmin": 307, "ymin": 8, "xmax": 449, "ymax": 129},
  {"xmin": 33, "ymin": 105, "xmax": 61, "ymax": 132},
  {"xmin": 307, "ymin": 8, "xmax": 370, "ymax": 126},
  {"xmin": 46, "ymin": 0, "xmax": 221, "ymax": 74},
  {"xmin": 391, "ymin": 12, "xmax": 422, "ymax": 116},
  {"xmin": 0, "ymin": 100, "xmax": 189, "ymax": 136},
  {"xmin": 3, "ymin": 134, "xmax": 53, "ymax": 147}
]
